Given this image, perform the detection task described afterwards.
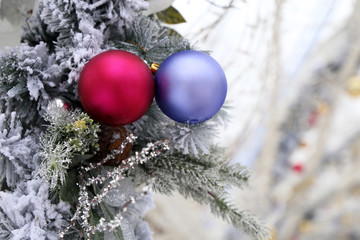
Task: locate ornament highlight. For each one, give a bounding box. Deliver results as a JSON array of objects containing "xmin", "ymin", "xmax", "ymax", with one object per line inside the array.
[
  {"xmin": 53, "ymin": 98, "xmax": 71, "ymax": 111},
  {"xmin": 78, "ymin": 50, "xmax": 154, "ymax": 126},
  {"xmin": 155, "ymin": 50, "xmax": 227, "ymax": 124}
]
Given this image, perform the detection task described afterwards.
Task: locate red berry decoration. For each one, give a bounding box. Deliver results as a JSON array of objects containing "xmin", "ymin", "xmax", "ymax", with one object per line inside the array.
[
  {"xmin": 307, "ymin": 110, "xmax": 319, "ymax": 127},
  {"xmin": 292, "ymin": 163, "xmax": 304, "ymax": 173},
  {"xmin": 78, "ymin": 50, "xmax": 154, "ymax": 126},
  {"xmin": 63, "ymin": 102, "xmax": 70, "ymax": 111}
]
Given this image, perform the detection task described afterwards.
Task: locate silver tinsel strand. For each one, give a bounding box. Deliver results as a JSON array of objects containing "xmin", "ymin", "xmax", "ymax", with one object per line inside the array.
[{"xmin": 58, "ymin": 135, "xmax": 169, "ymax": 239}]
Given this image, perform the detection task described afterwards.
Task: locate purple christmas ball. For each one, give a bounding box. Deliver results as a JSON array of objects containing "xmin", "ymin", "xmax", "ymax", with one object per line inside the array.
[{"xmin": 155, "ymin": 50, "xmax": 227, "ymax": 124}]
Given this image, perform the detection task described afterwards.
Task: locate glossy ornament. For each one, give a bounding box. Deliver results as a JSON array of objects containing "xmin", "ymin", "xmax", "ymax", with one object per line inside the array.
[
  {"xmin": 155, "ymin": 50, "xmax": 227, "ymax": 124},
  {"xmin": 78, "ymin": 50, "xmax": 154, "ymax": 126},
  {"xmin": 103, "ymin": 178, "xmax": 135, "ymax": 207},
  {"xmin": 53, "ymin": 98, "xmax": 71, "ymax": 111}
]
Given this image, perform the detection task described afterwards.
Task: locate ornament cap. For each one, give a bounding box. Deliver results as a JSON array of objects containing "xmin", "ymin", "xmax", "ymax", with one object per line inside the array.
[{"xmin": 151, "ymin": 62, "xmax": 160, "ymax": 74}]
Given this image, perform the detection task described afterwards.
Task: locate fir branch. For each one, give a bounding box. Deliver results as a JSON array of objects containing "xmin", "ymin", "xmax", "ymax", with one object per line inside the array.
[
  {"xmin": 59, "ymin": 138, "xmax": 169, "ymax": 239},
  {"xmin": 167, "ymin": 122, "xmax": 217, "ymax": 156},
  {"xmin": 0, "ymin": 112, "xmax": 39, "ymax": 188},
  {"xmin": 150, "ymin": 156, "xmax": 224, "ymax": 196},
  {"xmin": 0, "ymin": 178, "xmax": 71, "ymax": 239},
  {"xmin": 211, "ymin": 102, "xmax": 233, "ymax": 126},
  {"xmin": 28, "ymin": 0, "xmax": 149, "ymax": 86},
  {"xmin": 219, "ymin": 163, "xmax": 251, "ymax": 189},
  {"xmin": 0, "ymin": 208, "xmax": 15, "ymax": 239},
  {"xmin": 0, "ymin": 42, "xmax": 62, "ymax": 128},
  {"xmin": 145, "ymin": 153, "xmax": 250, "ymax": 196},
  {"xmin": 127, "ymin": 102, "xmax": 169, "ymax": 142},
  {"xmin": 38, "ymin": 0, "xmax": 148, "ymax": 48},
  {"xmin": 142, "ymin": 151, "xmax": 251, "ymax": 196},
  {"xmin": 130, "ymin": 103, "xmax": 229, "ymax": 158},
  {"xmin": 113, "ymin": 15, "xmax": 191, "ymax": 64},
  {"xmin": 37, "ymin": 101, "xmax": 100, "ymax": 188},
  {"xmin": 144, "ymin": 148, "xmax": 250, "ymax": 192},
  {"xmin": 137, "ymin": 151, "xmax": 267, "ymax": 239},
  {"xmin": 208, "ymin": 195, "xmax": 270, "ymax": 240},
  {"xmin": 38, "ymin": 136, "xmax": 73, "ymax": 189},
  {"xmin": 22, "ymin": 14, "xmax": 60, "ymax": 50}
]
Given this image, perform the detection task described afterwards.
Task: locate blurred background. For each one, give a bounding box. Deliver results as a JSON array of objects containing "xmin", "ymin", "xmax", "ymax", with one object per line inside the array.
[{"xmin": 2, "ymin": 0, "xmax": 360, "ymax": 239}]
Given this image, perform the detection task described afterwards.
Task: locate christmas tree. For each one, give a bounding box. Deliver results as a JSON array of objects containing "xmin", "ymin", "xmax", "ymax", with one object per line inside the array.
[{"xmin": 0, "ymin": 0, "xmax": 269, "ymax": 239}]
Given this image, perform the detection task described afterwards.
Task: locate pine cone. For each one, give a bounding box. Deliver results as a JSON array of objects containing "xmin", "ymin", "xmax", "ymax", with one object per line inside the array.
[{"xmin": 93, "ymin": 125, "xmax": 133, "ymax": 166}]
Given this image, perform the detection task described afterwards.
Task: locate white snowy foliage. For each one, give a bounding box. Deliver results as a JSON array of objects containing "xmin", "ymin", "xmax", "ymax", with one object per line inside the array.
[
  {"xmin": 0, "ymin": 112, "xmax": 39, "ymax": 187},
  {"xmin": 1, "ymin": 1, "xmax": 164, "ymax": 238},
  {"xmin": 129, "ymin": 103, "xmax": 230, "ymax": 157},
  {"xmin": 38, "ymin": 137, "xmax": 72, "ymax": 189},
  {"xmin": 0, "ymin": 178, "xmax": 70, "ymax": 240},
  {"xmin": 123, "ymin": 192, "xmax": 155, "ymax": 240},
  {"xmin": 27, "ymin": 76, "xmax": 45, "ymax": 100},
  {"xmin": 0, "ymin": 42, "xmax": 62, "ymax": 126},
  {"xmin": 168, "ymin": 123, "xmax": 215, "ymax": 156},
  {"xmin": 38, "ymin": 0, "xmax": 148, "ymax": 83}
]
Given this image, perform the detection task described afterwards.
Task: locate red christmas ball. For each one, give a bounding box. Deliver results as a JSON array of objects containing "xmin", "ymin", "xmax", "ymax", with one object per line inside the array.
[{"xmin": 78, "ymin": 50, "xmax": 154, "ymax": 125}]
